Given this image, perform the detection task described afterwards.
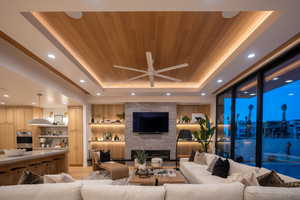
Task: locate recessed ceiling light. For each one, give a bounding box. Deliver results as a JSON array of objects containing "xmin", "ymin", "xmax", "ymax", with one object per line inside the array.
[
  {"xmin": 217, "ymin": 79, "xmax": 223, "ymax": 83},
  {"xmin": 166, "ymin": 92, "xmax": 171, "ymax": 96},
  {"xmin": 65, "ymin": 12, "xmax": 83, "ymax": 19},
  {"xmin": 200, "ymin": 92, "xmax": 206, "ymax": 96},
  {"xmin": 285, "ymin": 80, "xmax": 293, "ymax": 83},
  {"xmin": 32, "ymin": 102, "xmax": 36, "ymax": 105},
  {"xmin": 47, "ymin": 54, "xmax": 56, "ymax": 59},
  {"xmin": 247, "ymin": 53, "xmax": 255, "ymax": 58},
  {"xmin": 243, "ymin": 91, "xmax": 249, "ymax": 94},
  {"xmin": 131, "ymin": 92, "xmax": 136, "ymax": 96},
  {"xmin": 288, "ymin": 93, "xmax": 295, "ymax": 96},
  {"xmin": 79, "ymin": 79, "xmax": 86, "ymax": 83},
  {"xmin": 0, "ymin": 102, "xmax": 5, "ymax": 105},
  {"xmin": 3, "ymin": 94, "xmax": 9, "ymax": 98},
  {"xmin": 272, "ymin": 77, "xmax": 279, "ymax": 81},
  {"xmin": 96, "ymin": 92, "xmax": 101, "ymax": 96},
  {"xmin": 63, "ymin": 102, "xmax": 67, "ymax": 105},
  {"xmin": 250, "ymin": 93, "xmax": 256, "ymax": 96}
]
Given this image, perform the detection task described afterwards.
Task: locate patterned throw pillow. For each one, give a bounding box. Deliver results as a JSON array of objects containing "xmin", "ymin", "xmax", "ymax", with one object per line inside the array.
[
  {"xmin": 18, "ymin": 171, "xmax": 44, "ymax": 185},
  {"xmin": 194, "ymin": 151, "xmax": 207, "ymax": 165},
  {"xmin": 257, "ymin": 170, "xmax": 284, "ymax": 187},
  {"xmin": 282, "ymin": 181, "xmax": 300, "ymax": 188}
]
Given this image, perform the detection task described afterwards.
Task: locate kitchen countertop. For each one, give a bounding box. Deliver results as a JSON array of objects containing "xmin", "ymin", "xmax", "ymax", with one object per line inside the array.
[{"xmin": 0, "ymin": 149, "xmax": 68, "ymax": 165}]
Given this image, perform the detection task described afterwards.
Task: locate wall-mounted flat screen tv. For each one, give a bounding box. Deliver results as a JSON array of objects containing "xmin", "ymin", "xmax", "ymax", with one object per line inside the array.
[{"xmin": 133, "ymin": 112, "xmax": 169, "ymax": 133}]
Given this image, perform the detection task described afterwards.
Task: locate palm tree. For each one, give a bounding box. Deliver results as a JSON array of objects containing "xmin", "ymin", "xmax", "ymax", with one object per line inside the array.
[{"xmin": 281, "ymin": 104, "xmax": 287, "ymax": 121}]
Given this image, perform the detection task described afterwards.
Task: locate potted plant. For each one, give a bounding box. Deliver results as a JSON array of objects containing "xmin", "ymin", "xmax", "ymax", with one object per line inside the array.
[
  {"xmin": 135, "ymin": 150, "xmax": 147, "ymax": 170},
  {"xmin": 192, "ymin": 114, "xmax": 216, "ymax": 153},
  {"xmin": 182, "ymin": 116, "xmax": 190, "ymax": 124}
]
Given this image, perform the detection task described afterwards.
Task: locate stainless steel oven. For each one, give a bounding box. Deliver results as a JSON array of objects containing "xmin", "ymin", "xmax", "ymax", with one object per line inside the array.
[{"xmin": 16, "ymin": 132, "xmax": 32, "ymax": 151}]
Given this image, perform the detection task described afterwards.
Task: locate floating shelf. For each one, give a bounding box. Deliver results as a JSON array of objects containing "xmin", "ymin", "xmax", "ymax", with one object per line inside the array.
[
  {"xmin": 89, "ymin": 123, "xmax": 125, "ymax": 127},
  {"xmin": 38, "ymin": 125, "xmax": 68, "ymax": 128},
  {"xmin": 39, "ymin": 135, "xmax": 69, "ymax": 138}
]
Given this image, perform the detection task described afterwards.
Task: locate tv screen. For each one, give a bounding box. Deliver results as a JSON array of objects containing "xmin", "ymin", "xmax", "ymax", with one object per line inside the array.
[{"xmin": 133, "ymin": 112, "xmax": 169, "ymax": 133}]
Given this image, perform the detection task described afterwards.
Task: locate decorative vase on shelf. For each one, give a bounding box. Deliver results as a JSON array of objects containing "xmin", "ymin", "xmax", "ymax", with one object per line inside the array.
[{"xmin": 91, "ymin": 117, "xmax": 95, "ymax": 123}]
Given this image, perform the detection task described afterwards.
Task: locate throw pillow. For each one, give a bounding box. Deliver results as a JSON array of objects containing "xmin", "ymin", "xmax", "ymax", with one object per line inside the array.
[
  {"xmin": 194, "ymin": 151, "xmax": 207, "ymax": 165},
  {"xmin": 188, "ymin": 150, "xmax": 196, "ymax": 162},
  {"xmin": 100, "ymin": 150, "xmax": 111, "ymax": 162},
  {"xmin": 240, "ymin": 172, "xmax": 259, "ymax": 186},
  {"xmin": 18, "ymin": 170, "xmax": 44, "ymax": 184},
  {"xmin": 44, "ymin": 173, "xmax": 75, "ymax": 183},
  {"xmin": 207, "ymin": 156, "xmax": 218, "ymax": 172},
  {"xmin": 282, "ymin": 181, "xmax": 300, "ymax": 188},
  {"xmin": 212, "ymin": 158, "xmax": 230, "ymax": 178},
  {"xmin": 257, "ymin": 170, "xmax": 284, "ymax": 187}
]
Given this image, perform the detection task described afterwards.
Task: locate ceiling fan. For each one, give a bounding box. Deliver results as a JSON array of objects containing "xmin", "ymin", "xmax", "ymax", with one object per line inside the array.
[{"xmin": 113, "ymin": 52, "xmax": 189, "ymax": 87}]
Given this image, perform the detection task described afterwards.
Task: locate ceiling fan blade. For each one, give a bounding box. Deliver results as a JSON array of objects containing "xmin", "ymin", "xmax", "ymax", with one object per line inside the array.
[
  {"xmin": 156, "ymin": 63, "xmax": 189, "ymax": 74},
  {"xmin": 126, "ymin": 74, "xmax": 148, "ymax": 81},
  {"xmin": 113, "ymin": 65, "xmax": 147, "ymax": 73},
  {"xmin": 146, "ymin": 52, "xmax": 155, "ymax": 72},
  {"xmin": 149, "ymin": 74, "xmax": 155, "ymax": 87},
  {"xmin": 155, "ymin": 74, "xmax": 181, "ymax": 82}
]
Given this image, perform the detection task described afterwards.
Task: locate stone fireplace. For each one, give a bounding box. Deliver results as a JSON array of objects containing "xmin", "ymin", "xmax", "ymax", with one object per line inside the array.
[{"xmin": 124, "ymin": 103, "xmax": 177, "ymax": 160}]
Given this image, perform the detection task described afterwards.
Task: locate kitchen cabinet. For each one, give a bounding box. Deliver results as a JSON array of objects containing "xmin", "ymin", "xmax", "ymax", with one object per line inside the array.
[
  {"xmin": 0, "ymin": 123, "xmax": 15, "ymax": 149},
  {"xmin": 68, "ymin": 106, "xmax": 83, "ymax": 166}
]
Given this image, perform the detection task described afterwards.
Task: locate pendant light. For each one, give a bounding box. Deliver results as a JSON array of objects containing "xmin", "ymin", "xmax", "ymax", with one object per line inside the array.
[{"xmin": 28, "ymin": 93, "xmax": 52, "ymax": 126}]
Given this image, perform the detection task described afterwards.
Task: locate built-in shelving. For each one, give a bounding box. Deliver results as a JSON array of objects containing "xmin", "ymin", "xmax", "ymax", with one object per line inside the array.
[{"xmin": 39, "ymin": 135, "xmax": 69, "ymax": 138}]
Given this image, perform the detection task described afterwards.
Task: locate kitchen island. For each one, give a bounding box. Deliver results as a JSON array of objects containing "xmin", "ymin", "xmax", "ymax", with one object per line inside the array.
[{"xmin": 0, "ymin": 150, "xmax": 68, "ymax": 186}]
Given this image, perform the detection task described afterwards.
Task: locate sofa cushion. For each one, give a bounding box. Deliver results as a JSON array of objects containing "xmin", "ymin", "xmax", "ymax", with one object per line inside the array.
[
  {"xmin": 180, "ymin": 161, "xmax": 227, "ymax": 184},
  {"xmin": 228, "ymin": 160, "xmax": 259, "ymax": 176},
  {"xmin": 244, "ymin": 186, "xmax": 300, "ymax": 200},
  {"xmin": 164, "ymin": 182, "xmax": 244, "ymax": 200},
  {"xmin": 212, "ymin": 158, "xmax": 230, "ymax": 178},
  {"xmin": 0, "ymin": 182, "xmax": 82, "ymax": 200},
  {"xmin": 81, "ymin": 185, "xmax": 165, "ymax": 200}
]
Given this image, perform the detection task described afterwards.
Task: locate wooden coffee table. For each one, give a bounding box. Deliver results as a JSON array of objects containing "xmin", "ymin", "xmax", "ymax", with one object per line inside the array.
[
  {"xmin": 128, "ymin": 170, "xmax": 187, "ymax": 186},
  {"xmin": 129, "ymin": 174, "xmax": 156, "ymax": 185},
  {"xmin": 157, "ymin": 171, "xmax": 187, "ymax": 185}
]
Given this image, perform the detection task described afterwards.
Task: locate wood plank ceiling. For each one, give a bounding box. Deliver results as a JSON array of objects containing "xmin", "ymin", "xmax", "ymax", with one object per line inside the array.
[{"xmin": 33, "ymin": 11, "xmax": 271, "ymax": 88}]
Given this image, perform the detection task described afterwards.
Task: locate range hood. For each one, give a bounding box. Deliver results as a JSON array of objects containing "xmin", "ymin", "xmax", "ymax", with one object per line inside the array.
[{"xmin": 28, "ymin": 93, "xmax": 52, "ymax": 126}]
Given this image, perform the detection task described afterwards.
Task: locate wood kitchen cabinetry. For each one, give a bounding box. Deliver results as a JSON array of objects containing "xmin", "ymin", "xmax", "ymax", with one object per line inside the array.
[
  {"xmin": 0, "ymin": 106, "xmax": 43, "ymax": 149},
  {"xmin": 68, "ymin": 106, "xmax": 83, "ymax": 166}
]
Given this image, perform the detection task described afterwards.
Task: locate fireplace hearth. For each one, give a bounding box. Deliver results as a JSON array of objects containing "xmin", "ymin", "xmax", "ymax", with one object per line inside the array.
[{"xmin": 131, "ymin": 150, "xmax": 170, "ymax": 161}]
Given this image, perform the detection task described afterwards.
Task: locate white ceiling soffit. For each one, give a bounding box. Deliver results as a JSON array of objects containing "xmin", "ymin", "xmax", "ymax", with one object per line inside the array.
[
  {"xmin": 0, "ymin": 0, "xmax": 300, "ymax": 100},
  {"xmin": 0, "ymin": 38, "xmax": 85, "ymax": 106},
  {"xmin": 0, "ymin": 67, "xmax": 80, "ymax": 108}
]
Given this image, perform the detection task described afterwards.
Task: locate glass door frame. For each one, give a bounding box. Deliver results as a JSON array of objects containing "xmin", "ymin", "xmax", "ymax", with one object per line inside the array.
[{"xmin": 215, "ymin": 43, "xmax": 300, "ymax": 167}]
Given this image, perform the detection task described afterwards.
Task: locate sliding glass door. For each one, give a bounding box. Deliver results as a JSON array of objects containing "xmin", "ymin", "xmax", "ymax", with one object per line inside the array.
[
  {"xmin": 215, "ymin": 44, "xmax": 300, "ymax": 178},
  {"xmin": 216, "ymin": 90, "xmax": 232, "ymax": 158},
  {"xmin": 262, "ymin": 55, "xmax": 300, "ymax": 179},
  {"xmin": 235, "ymin": 78, "xmax": 257, "ymax": 165}
]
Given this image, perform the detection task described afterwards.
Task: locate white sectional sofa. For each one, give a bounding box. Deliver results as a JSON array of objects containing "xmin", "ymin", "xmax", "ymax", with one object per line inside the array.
[{"xmin": 1, "ymin": 181, "xmax": 300, "ymax": 200}]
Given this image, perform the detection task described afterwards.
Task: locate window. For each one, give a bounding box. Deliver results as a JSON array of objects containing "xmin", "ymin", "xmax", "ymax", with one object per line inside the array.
[
  {"xmin": 235, "ymin": 78, "xmax": 257, "ymax": 165},
  {"xmin": 262, "ymin": 55, "xmax": 300, "ymax": 179},
  {"xmin": 215, "ymin": 44, "xmax": 300, "ymax": 178},
  {"xmin": 216, "ymin": 90, "xmax": 232, "ymax": 158}
]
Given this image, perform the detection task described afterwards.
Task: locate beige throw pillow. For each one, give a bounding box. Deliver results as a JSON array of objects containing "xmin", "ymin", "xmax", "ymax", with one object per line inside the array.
[
  {"xmin": 194, "ymin": 151, "xmax": 207, "ymax": 165},
  {"xmin": 44, "ymin": 173, "xmax": 75, "ymax": 183},
  {"xmin": 240, "ymin": 172, "xmax": 259, "ymax": 186}
]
